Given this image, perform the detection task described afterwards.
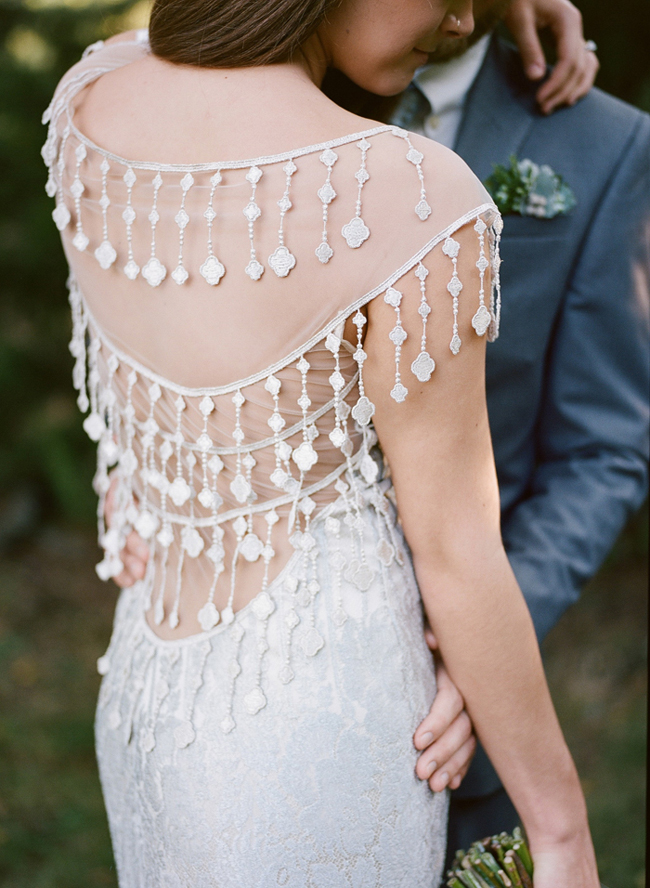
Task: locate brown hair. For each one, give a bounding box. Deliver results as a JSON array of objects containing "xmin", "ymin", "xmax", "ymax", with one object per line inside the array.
[{"xmin": 149, "ymin": 0, "xmax": 342, "ymax": 68}]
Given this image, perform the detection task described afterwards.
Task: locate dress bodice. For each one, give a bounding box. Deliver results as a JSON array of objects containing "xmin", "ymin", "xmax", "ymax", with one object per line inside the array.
[{"xmin": 43, "ymin": 36, "xmax": 502, "ymax": 729}]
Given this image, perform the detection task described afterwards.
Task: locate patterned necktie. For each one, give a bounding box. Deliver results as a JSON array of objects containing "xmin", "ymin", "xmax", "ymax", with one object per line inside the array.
[{"xmin": 390, "ymin": 83, "xmax": 432, "ymax": 131}]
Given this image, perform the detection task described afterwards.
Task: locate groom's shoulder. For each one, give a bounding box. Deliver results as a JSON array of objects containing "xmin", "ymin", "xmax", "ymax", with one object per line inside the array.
[{"xmin": 494, "ymin": 37, "xmax": 650, "ymax": 154}]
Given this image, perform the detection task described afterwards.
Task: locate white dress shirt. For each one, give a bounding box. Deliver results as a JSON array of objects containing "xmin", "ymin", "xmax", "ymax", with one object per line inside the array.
[{"xmin": 412, "ymin": 34, "xmax": 491, "ymax": 149}]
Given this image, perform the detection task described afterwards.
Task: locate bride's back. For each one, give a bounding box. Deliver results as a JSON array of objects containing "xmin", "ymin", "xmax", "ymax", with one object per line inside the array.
[
  {"xmin": 64, "ymin": 37, "xmax": 484, "ymax": 385},
  {"xmin": 43, "ymin": 34, "xmax": 498, "ymax": 639}
]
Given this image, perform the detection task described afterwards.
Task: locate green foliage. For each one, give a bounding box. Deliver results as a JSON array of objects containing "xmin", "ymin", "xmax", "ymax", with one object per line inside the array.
[
  {"xmin": 0, "ymin": 0, "xmax": 136, "ymax": 524},
  {"xmin": 0, "ymin": 534, "xmax": 119, "ymax": 886}
]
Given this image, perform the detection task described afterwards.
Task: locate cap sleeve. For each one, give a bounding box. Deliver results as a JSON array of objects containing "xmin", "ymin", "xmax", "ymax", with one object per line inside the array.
[{"xmin": 346, "ymin": 204, "xmax": 502, "ymax": 424}]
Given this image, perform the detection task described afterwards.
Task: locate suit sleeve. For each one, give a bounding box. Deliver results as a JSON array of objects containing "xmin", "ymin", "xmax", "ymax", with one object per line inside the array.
[{"xmin": 501, "ymin": 113, "xmax": 650, "ymax": 642}]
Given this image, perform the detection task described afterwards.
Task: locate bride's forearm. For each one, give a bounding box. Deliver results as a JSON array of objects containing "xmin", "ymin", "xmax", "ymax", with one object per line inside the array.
[{"xmin": 414, "ymin": 544, "xmax": 588, "ymax": 845}]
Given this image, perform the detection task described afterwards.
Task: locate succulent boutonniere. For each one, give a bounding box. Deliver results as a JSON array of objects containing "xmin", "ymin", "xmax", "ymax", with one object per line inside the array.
[{"xmin": 485, "ymin": 156, "xmax": 576, "ymax": 218}]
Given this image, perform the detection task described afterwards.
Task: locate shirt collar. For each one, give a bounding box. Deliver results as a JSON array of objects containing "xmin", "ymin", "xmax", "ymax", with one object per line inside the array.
[{"xmin": 413, "ymin": 34, "xmax": 491, "ymax": 116}]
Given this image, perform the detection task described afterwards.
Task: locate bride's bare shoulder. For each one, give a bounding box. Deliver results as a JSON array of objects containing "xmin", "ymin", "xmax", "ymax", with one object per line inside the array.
[{"xmin": 366, "ymin": 127, "xmax": 490, "ymax": 218}]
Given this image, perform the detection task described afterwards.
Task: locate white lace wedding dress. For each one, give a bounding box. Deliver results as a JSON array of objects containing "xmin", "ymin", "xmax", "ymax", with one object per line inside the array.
[{"xmin": 43, "ymin": 34, "xmax": 501, "ymax": 888}]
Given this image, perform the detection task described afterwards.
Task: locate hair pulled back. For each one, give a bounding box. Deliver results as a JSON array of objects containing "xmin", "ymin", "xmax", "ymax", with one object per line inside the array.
[{"xmin": 149, "ymin": 0, "xmax": 342, "ymax": 68}]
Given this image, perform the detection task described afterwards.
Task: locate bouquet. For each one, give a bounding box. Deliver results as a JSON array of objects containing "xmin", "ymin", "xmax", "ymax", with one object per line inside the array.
[
  {"xmin": 447, "ymin": 827, "xmax": 535, "ymax": 888},
  {"xmin": 448, "ymin": 828, "xmax": 608, "ymax": 888}
]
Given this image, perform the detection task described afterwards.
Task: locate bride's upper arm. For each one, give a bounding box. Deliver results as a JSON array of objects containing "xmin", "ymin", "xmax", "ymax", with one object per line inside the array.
[{"xmin": 363, "ymin": 216, "xmax": 502, "ymax": 577}]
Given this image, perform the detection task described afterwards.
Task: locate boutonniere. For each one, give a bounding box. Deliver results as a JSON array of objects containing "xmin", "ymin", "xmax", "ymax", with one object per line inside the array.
[{"xmin": 484, "ymin": 156, "xmax": 576, "ymax": 218}]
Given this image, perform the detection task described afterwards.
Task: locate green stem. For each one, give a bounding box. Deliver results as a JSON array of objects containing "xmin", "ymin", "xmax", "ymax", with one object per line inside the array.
[
  {"xmin": 467, "ymin": 849, "xmax": 504, "ymax": 888},
  {"xmin": 512, "ymin": 838, "xmax": 534, "ymax": 878},
  {"xmin": 486, "ymin": 840, "xmax": 508, "ymax": 869},
  {"xmin": 479, "ymin": 851, "xmax": 511, "ymax": 888},
  {"xmin": 503, "ymin": 854, "xmax": 524, "ymax": 888},
  {"xmin": 511, "ymin": 852, "xmax": 533, "ymax": 888}
]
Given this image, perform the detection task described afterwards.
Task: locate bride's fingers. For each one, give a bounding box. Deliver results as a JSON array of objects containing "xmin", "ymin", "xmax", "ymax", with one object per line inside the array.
[
  {"xmin": 429, "ymin": 734, "xmax": 477, "ymax": 793},
  {"xmin": 415, "ymin": 710, "xmax": 474, "ymax": 782}
]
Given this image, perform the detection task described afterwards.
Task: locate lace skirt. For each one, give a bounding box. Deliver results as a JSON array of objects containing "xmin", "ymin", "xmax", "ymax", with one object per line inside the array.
[{"xmin": 95, "ymin": 500, "xmax": 448, "ymax": 887}]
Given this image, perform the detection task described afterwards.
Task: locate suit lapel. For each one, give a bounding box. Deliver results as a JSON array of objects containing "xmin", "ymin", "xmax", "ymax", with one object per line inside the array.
[{"xmin": 454, "ymin": 36, "xmax": 538, "ymax": 182}]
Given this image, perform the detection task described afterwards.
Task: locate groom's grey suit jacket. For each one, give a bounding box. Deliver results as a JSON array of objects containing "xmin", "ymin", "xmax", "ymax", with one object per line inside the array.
[{"xmin": 403, "ymin": 35, "xmax": 650, "ymax": 798}]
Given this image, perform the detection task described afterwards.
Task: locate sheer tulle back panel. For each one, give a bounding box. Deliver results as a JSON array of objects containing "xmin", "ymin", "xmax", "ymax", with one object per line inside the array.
[{"xmin": 45, "ymin": 38, "xmax": 500, "ymax": 638}]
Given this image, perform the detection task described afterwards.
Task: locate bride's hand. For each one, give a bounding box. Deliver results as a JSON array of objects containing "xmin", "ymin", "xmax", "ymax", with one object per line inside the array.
[
  {"xmin": 413, "ymin": 653, "xmax": 476, "ymax": 792},
  {"xmin": 104, "ymin": 473, "xmax": 150, "ymax": 588},
  {"xmin": 505, "ymin": 0, "xmax": 600, "ymax": 114}
]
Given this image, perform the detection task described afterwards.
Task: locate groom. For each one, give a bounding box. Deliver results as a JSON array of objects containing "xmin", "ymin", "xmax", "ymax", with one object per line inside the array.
[{"xmin": 388, "ymin": 0, "xmax": 650, "ymax": 858}]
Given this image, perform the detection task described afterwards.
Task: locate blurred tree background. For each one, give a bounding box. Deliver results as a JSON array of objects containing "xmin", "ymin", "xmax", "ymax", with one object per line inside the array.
[{"xmin": 0, "ymin": 1, "xmax": 647, "ymax": 886}]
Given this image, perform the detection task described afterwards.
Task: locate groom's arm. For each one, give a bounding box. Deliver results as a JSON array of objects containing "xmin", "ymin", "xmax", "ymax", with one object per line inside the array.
[{"xmin": 501, "ymin": 112, "xmax": 650, "ymax": 643}]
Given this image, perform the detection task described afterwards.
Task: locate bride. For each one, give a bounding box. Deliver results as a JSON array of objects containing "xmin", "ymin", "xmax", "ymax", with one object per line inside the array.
[{"xmin": 42, "ymin": 0, "xmax": 600, "ymax": 884}]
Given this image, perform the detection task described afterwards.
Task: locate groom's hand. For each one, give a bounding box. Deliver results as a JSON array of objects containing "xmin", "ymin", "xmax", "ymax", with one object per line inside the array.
[
  {"xmin": 505, "ymin": 0, "xmax": 600, "ymax": 114},
  {"xmin": 104, "ymin": 474, "xmax": 150, "ymax": 588},
  {"xmin": 413, "ymin": 632, "xmax": 476, "ymax": 792},
  {"xmin": 106, "ymin": 471, "xmax": 478, "ymax": 794}
]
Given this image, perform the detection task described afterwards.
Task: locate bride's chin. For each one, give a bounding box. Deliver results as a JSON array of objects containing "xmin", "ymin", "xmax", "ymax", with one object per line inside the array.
[{"xmin": 360, "ymin": 67, "xmax": 419, "ymax": 98}]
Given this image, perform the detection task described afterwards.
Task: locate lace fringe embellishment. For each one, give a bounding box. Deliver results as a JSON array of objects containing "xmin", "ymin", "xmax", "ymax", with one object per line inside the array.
[
  {"xmin": 316, "ymin": 148, "xmax": 338, "ymax": 263},
  {"xmin": 351, "ymin": 311, "xmax": 374, "ymax": 427},
  {"xmin": 71, "ymin": 143, "xmax": 89, "ymax": 252},
  {"xmin": 44, "ymin": 69, "xmax": 472, "ymax": 287},
  {"xmin": 51, "ymin": 126, "xmax": 71, "ymax": 232},
  {"xmin": 401, "ymin": 131, "xmax": 432, "ymax": 221},
  {"xmin": 123, "ymin": 168, "xmax": 139, "ymax": 279},
  {"xmin": 488, "ymin": 214, "xmax": 503, "ymax": 341},
  {"xmin": 244, "ymin": 166, "xmax": 264, "ymax": 280},
  {"xmin": 411, "ymin": 262, "xmax": 435, "ymax": 382},
  {"xmin": 171, "ymin": 172, "xmax": 194, "ymax": 285},
  {"xmin": 268, "ymin": 160, "xmax": 297, "ymax": 277},
  {"xmin": 341, "ymin": 137, "xmax": 371, "ymax": 249},
  {"xmin": 97, "ymin": 472, "xmax": 403, "ymax": 748},
  {"xmin": 471, "ymin": 217, "xmax": 491, "ymax": 336},
  {"xmin": 142, "ymin": 173, "xmax": 166, "ymax": 287},
  {"xmin": 200, "ymin": 171, "xmax": 225, "ymax": 286},
  {"xmin": 94, "ymin": 158, "xmax": 117, "ymax": 270},
  {"xmin": 443, "ymin": 234, "xmax": 462, "ymax": 354},
  {"xmin": 384, "ymin": 287, "xmax": 409, "ymax": 402}
]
